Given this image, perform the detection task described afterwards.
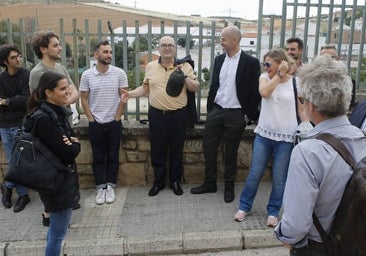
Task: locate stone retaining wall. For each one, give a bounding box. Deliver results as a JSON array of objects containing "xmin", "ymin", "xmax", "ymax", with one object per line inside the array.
[{"xmin": 0, "ymin": 119, "xmax": 271, "ymax": 189}]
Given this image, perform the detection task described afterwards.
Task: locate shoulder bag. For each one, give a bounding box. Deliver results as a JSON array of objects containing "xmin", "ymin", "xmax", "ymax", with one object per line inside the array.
[{"xmin": 5, "ymin": 123, "xmax": 74, "ymax": 192}]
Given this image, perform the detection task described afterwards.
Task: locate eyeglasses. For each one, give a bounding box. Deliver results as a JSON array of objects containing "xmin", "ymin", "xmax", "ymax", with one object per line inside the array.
[
  {"xmin": 159, "ymin": 44, "xmax": 176, "ymax": 49},
  {"xmin": 297, "ymin": 96, "xmax": 305, "ymax": 104},
  {"xmin": 262, "ymin": 62, "xmax": 272, "ymax": 68}
]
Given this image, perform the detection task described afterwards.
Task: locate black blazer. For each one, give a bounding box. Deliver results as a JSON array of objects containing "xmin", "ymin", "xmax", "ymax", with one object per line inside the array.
[
  {"xmin": 207, "ymin": 50, "xmax": 261, "ymax": 121},
  {"xmin": 349, "ymin": 100, "xmax": 366, "ymax": 128}
]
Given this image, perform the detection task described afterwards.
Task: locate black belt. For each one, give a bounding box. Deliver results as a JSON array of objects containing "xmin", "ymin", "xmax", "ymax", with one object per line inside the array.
[
  {"xmin": 150, "ymin": 106, "xmax": 186, "ymax": 114},
  {"xmin": 214, "ymin": 103, "xmax": 241, "ymax": 111}
]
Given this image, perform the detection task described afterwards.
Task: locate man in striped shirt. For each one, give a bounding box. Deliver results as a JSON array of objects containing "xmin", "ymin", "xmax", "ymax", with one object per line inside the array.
[{"xmin": 80, "ymin": 40, "xmax": 128, "ymax": 205}]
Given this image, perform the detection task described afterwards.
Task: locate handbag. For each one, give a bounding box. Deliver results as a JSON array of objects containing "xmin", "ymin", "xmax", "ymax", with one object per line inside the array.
[{"xmin": 5, "ymin": 125, "xmax": 74, "ymax": 192}]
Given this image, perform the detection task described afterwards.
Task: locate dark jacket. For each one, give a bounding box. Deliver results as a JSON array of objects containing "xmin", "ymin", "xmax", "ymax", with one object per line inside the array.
[
  {"xmin": 207, "ymin": 51, "xmax": 261, "ymax": 121},
  {"xmin": 24, "ymin": 102, "xmax": 80, "ymax": 212},
  {"xmin": 349, "ymin": 100, "xmax": 366, "ymax": 129},
  {"xmin": 0, "ymin": 68, "xmax": 30, "ymax": 128}
]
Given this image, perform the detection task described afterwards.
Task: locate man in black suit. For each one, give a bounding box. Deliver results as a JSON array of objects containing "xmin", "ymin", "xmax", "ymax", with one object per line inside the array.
[
  {"xmin": 191, "ymin": 25, "xmax": 261, "ymax": 203},
  {"xmin": 349, "ymin": 100, "xmax": 366, "ymax": 129}
]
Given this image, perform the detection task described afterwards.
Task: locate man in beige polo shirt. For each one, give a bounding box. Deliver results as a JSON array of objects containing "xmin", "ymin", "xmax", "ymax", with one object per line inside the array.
[{"xmin": 121, "ymin": 36, "xmax": 199, "ymax": 197}]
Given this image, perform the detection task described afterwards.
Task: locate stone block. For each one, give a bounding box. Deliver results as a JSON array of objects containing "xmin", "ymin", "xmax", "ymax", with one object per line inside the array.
[
  {"xmin": 75, "ymin": 140, "xmax": 93, "ymax": 164},
  {"xmin": 125, "ymin": 151, "xmax": 148, "ymax": 162},
  {"xmin": 119, "ymin": 162, "xmax": 146, "ymax": 186},
  {"xmin": 137, "ymin": 138, "xmax": 151, "ymax": 151},
  {"xmin": 126, "ymin": 234, "xmax": 183, "ymax": 255},
  {"xmin": 122, "ymin": 139, "xmax": 137, "ymax": 150},
  {"xmin": 183, "ymin": 164, "xmax": 204, "ymax": 184},
  {"xmin": 183, "ymin": 230, "xmax": 242, "ymax": 253},
  {"xmin": 243, "ymin": 229, "xmax": 282, "ymax": 249},
  {"xmin": 183, "ymin": 139, "xmax": 203, "ymax": 153},
  {"xmin": 5, "ymin": 240, "xmax": 46, "ymax": 256},
  {"xmin": 64, "ymin": 238, "xmax": 124, "ymax": 256}
]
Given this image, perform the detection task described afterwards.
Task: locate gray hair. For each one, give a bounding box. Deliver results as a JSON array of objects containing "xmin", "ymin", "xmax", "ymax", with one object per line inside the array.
[{"xmin": 297, "ymin": 55, "xmax": 352, "ymax": 117}]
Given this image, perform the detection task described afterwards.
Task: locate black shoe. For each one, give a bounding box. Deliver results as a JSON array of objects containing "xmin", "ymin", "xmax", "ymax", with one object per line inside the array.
[
  {"xmin": 1, "ymin": 183, "xmax": 12, "ymax": 208},
  {"xmin": 171, "ymin": 182, "xmax": 183, "ymax": 196},
  {"xmin": 148, "ymin": 186, "xmax": 163, "ymax": 197},
  {"xmin": 224, "ymin": 188, "xmax": 235, "ymax": 203},
  {"xmin": 42, "ymin": 213, "xmax": 50, "ymax": 227},
  {"xmin": 13, "ymin": 195, "xmax": 30, "ymax": 212},
  {"xmin": 73, "ymin": 203, "xmax": 81, "ymax": 210},
  {"xmin": 190, "ymin": 183, "xmax": 217, "ymax": 194}
]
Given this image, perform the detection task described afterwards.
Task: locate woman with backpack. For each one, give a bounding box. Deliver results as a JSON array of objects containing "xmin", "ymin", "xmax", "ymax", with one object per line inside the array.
[{"xmin": 24, "ymin": 71, "xmax": 80, "ymax": 256}]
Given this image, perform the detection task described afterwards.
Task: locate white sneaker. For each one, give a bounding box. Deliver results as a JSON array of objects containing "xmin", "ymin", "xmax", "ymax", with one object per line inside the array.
[
  {"xmin": 95, "ymin": 188, "xmax": 106, "ymax": 205},
  {"xmin": 267, "ymin": 215, "xmax": 279, "ymax": 227},
  {"xmin": 234, "ymin": 210, "xmax": 251, "ymax": 222},
  {"xmin": 105, "ymin": 185, "xmax": 115, "ymax": 204}
]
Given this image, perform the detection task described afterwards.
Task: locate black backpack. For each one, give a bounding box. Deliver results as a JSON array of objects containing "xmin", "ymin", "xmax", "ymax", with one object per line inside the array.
[{"xmin": 313, "ymin": 133, "xmax": 366, "ymax": 256}]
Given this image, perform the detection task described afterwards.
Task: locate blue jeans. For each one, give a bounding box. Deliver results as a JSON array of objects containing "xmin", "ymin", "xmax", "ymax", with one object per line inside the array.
[
  {"xmin": 238, "ymin": 134, "xmax": 293, "ymax": 216},
  {"xmin": 45, "ymin": 208, "xmax": 73, "ymax": 256},
  {"xmin": 0, "ymin": 127, "xmax": 28, "ymax": 196},
  {"xmin": 88, "ymin": 120, "xmax": 121, "ymax": 190}
]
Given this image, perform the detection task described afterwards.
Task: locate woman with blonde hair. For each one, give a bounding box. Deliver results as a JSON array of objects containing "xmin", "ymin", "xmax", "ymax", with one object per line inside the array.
[{"xmin": 234, "ymin": 48, "xmax": 306, "ymax": 226}]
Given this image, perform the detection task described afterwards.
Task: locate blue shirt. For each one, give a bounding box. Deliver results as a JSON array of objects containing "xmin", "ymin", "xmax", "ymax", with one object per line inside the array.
[{"xmin": 275, "ymin": 115, "xmax": 366, "ymax": 248}]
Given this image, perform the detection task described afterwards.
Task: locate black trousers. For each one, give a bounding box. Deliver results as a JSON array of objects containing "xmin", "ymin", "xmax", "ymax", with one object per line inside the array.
[
  {"xmin": 148, "ymin": 106, "xmax": 188, "ymax": 188},
  {"xmin": 202, "ymin": 105, "xmax": 246, "ymax": 189}
]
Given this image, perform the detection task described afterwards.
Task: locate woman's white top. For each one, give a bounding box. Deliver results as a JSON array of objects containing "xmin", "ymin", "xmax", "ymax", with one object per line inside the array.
[{"xmin": 254, "ymin": 73, "xmax": 299, "ymax": 143}]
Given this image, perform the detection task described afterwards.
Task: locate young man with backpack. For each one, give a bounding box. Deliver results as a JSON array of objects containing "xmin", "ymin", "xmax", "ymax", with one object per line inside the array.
[{"xmin": 274, "ymin": 55, "xmax": 366, "ymax": 255}]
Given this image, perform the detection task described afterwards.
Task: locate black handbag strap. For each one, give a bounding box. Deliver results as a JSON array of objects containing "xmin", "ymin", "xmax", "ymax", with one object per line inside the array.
[
  {"xmin": 292, "ymin": 76, "xmax": 301, "ymax": 125},
  {"xmin": 312, "ymin": 133, "xmax": 356, "ymax": 244}
]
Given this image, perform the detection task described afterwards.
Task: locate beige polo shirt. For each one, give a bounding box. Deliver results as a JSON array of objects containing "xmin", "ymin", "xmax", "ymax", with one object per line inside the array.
[{"xmin": 143, "ymin": 60, "xmax": 195, "ymax": 111}]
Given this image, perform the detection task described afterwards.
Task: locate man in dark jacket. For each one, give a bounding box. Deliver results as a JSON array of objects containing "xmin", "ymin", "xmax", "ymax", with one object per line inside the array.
[
  {"xmin": 0, "ymin": 44, "xmax": 31, "ymax": 212},
  {"xmin": 349, "ymin": 100, "xmax": 366, "ymax": 129},
  {"xmin": 191, "ymin": 26, "xmax": 261, "ymax": 202}
]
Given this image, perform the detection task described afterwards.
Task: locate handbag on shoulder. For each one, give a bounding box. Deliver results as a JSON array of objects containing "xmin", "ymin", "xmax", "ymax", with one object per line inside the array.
[{"xmin": 5, "ymin": 125, "xmax": 74, "ymax": 192}]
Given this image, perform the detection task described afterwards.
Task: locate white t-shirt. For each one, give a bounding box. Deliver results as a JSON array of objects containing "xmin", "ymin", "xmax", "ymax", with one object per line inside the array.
[{"xmin": 254, "ymin": 73, "xmax": 299, "ymax": 143}]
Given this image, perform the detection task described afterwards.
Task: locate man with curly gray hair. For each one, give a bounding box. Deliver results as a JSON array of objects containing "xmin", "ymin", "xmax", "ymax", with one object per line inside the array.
[{"xmin": 274, "ymin": 55, "xmax": 366, "ymax": 255}]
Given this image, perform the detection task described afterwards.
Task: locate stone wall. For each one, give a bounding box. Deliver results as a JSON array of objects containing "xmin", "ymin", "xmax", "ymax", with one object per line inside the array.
[{"xmin": 0, "ymin": 120, "xmax": 271, "ymax": 189}]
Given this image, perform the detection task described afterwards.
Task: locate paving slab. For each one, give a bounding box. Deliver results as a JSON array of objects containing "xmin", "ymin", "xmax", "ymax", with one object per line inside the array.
[{"xmin": 0, "ymin": 182, "xmax": 284, "ymax": 255}]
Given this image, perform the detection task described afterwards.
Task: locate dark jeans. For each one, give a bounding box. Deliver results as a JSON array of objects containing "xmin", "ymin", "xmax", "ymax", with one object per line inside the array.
[
  {"xmin": 148, "ymin": 106, "xmax": 188, "ymax": 188},
  {"xmin": 290, "ymin": 240, "xmax": 327, "ymax": 256},
  {"xmin": 88, "ymin": 120, "xmax": 122, "ymax": 188},
  {"xmin": 203, "ymin": 105, "xmax": 246, "ymax": 189}
]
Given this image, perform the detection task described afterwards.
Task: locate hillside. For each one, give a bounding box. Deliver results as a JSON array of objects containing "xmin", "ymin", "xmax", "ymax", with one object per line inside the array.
[{"xmin": 0, "ymin": 2, "xmax": 224, "ymax": 37}]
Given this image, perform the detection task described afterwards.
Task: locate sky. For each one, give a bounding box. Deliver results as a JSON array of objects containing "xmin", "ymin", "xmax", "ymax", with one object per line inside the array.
[{"xmin": 112, "ymin": 0, "xmax": 363, "ymax": 20}]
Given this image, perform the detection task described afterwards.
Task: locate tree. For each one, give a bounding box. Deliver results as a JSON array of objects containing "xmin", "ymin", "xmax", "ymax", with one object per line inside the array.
[
  {"xmin": 65, "ymin": 42, "xmax": 72, "ymax": 58},
  {"xmin": 177, "ymin": 38, "xmax": 195, "ymax": 49}
]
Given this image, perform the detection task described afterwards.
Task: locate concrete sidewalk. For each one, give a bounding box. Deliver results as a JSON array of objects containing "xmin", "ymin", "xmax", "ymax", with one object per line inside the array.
[{"xmin": 0, "ymin": 182, "xmax": 285, "ymax": 256}]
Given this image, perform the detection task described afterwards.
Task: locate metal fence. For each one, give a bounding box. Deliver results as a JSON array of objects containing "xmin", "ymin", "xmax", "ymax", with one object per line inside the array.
[{"xmin": 0, "ymin": 0, "xmax": 365, "ymax": 120}]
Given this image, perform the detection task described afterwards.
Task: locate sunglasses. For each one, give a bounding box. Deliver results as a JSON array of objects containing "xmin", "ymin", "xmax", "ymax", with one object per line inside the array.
[{"xmin": 262, "ymin": 62, "xmax": 272, "ymax": 68}]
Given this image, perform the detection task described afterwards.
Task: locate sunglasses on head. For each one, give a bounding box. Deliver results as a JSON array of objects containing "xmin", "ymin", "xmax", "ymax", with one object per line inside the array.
[{"xmin": 263, "ymin": 62, "xmax": 272, "ymax": 68}]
